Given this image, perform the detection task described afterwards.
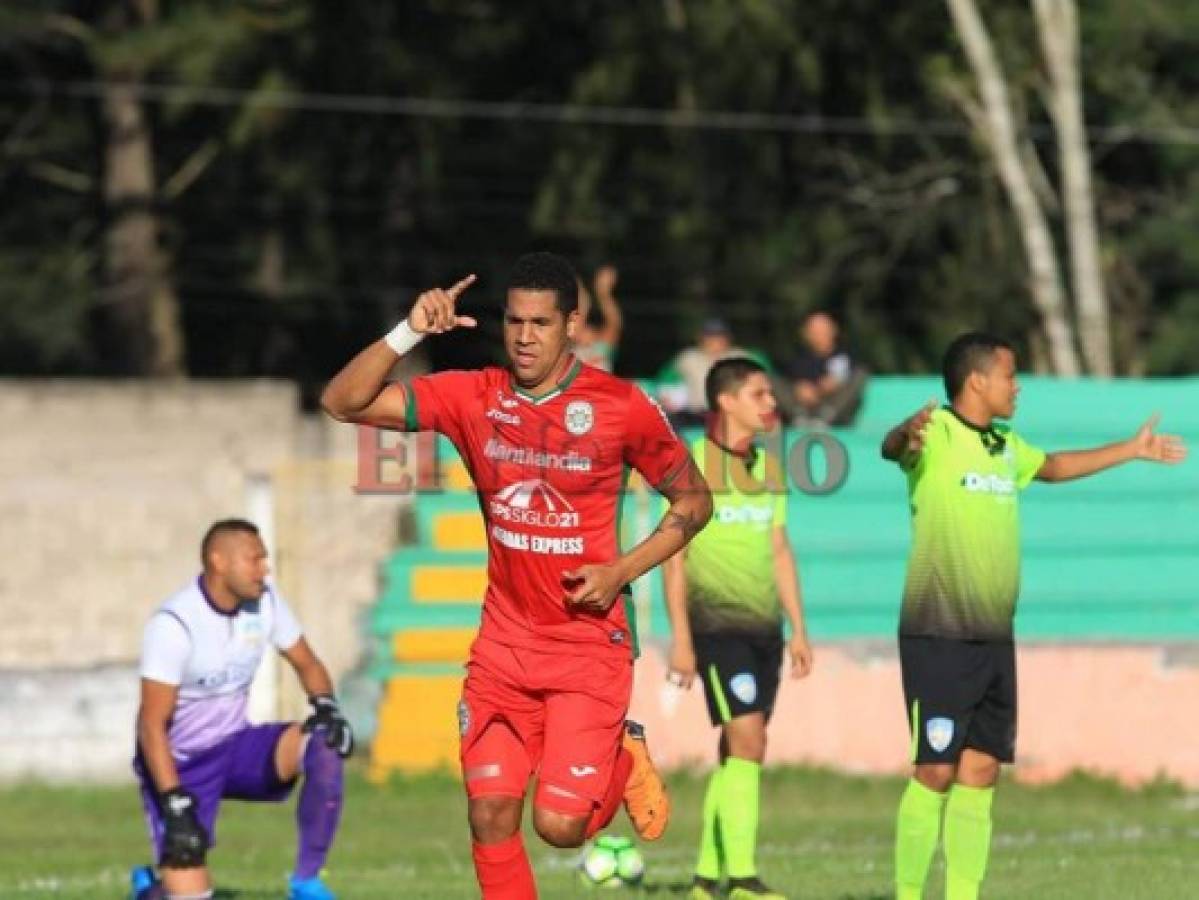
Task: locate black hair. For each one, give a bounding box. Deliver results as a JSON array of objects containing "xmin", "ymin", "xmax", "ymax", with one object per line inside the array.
[
  {"xmin": 201, "ymin": 518, "xmax": 260, "ymax": 564},
  {"xmin": 942, "ymin": 332, "xmax": 1014, "ymax": 399},
  {"xmin": 507, "ymin": 252, "xmax": 579, "ymax": 315},
  {"xmin": 705, "ymin": 356, "xmax": 768, "ymax": 411}
]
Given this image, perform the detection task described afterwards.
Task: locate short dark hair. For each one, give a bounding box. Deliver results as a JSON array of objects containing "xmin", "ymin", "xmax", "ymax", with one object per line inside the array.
[
  {"xmin": 507, "ymin": 252, "xmax": 579, "ymax": 315},
  {"xmin": 201, "ymin": 518, "xmax": 260, "ymax": 564},
  {"xmin": 705, "ymin": 356, "xmax": 768, "ymax": 411},
  {"xmin": 942, "ymin": 332, "xmax": 1015, "ymax": 399}
]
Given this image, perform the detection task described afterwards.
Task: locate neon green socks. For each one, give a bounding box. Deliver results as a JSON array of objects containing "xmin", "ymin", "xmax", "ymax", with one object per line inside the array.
[
  {"xmin": 695, "ymin": 758, "xmax": 763, "ymax": 880},
  {"xmin": 895, "ymin": 778, "xmax": 948, "ymax": 899},
  {"xmin": 695, "ymin": 762, "xmax": 724, "ymax": 879},
  {"xmin": 944, "ymin": 783, "xmax": 994, "ymax": 900},
  {"xmin": 719, "ymin": 757, "xmax": 762, "ymax": 879}
]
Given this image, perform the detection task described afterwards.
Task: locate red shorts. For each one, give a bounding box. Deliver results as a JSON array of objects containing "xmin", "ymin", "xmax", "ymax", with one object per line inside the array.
[{"xmin": 458, "ymin": 635, "xmax": 632, "ymax": 817}]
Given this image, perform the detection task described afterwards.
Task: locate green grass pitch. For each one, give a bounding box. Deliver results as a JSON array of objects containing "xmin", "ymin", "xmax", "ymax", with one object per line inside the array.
[{"xmin": 1, "ymin": 766, "xmax": 1195, "ymax": 898}]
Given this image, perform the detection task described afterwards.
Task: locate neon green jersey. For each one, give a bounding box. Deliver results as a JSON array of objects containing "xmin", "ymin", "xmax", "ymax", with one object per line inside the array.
[
  {"xmin": 899, "ymin": 407, "xmax": 1046, "ymax": 640},
  {"xmin": 683, "ymin": 436, "xmax": 787, "ymax": 635}
]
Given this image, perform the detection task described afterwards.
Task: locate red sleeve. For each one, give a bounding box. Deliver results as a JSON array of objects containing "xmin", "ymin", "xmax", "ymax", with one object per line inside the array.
[
  {"xmin": 402, "ymin": 370, "xmax": 481, "ymax": 443},
  {"xmin": 622, "ymin": 384, "xmax": 691, "ymax": 490}
]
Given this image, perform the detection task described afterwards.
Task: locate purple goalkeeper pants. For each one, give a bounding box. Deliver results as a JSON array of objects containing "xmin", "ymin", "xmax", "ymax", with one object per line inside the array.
[{"xmin": 134, "ymin": 722, "xmax": 295, "ymax": 862}]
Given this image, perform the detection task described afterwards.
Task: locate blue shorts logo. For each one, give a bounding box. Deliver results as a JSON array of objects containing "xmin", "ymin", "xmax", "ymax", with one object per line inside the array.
[
  {"xmin": 926, "ymin": 716, "xmax": 955, "ymax": 753},
  {"xmin": 729, "ymin": 672, "xmax": 758, "ymax": 706}
]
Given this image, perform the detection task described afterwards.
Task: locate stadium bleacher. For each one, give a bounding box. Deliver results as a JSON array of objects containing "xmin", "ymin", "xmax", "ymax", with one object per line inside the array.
[{"xmin": 368, "ymin": 376, "xmax": 1199, "ymax": 777}]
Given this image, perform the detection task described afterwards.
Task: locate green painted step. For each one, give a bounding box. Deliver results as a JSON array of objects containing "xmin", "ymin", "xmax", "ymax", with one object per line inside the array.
[{"xmin": 370, "ymin": 605, "xmax": 482, "ymax": 634}]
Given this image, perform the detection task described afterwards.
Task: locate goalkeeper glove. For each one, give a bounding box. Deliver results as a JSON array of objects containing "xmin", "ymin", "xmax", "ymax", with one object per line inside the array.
[
  {"xmin": 302, "ymin": 694, "xmax": 354, "ymax": 758},
  {"xmin": 158, "ymin": 786, "xmax": 209, "ymax": 868}
]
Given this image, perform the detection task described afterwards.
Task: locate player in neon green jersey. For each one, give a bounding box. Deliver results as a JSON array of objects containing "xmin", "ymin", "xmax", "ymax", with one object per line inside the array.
[
  {"xmin": 882, "ymin": 332, "xmax": 1187, "ymax": 900},
  {"xmin": 663, "ymin": 357, "xmax": 814, "ymax": 900}
]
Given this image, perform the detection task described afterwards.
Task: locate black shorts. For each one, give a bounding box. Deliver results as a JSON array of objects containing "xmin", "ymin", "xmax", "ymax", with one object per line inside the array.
[
  {"xmin": 693, "ymin": 631, "xmax": 784, "ymax": 727},
  {"xmin": 899, "ymin": 636, "xmax": 1017, "ymax": 764}
]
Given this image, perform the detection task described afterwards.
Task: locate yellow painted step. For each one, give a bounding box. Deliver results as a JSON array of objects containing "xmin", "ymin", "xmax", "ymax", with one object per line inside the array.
[
  {"xmin": 369, "ymin": 675, "xmax": 463, "ymax": 780},
  {"xmin": 442, "ymin": 459, "xmax": 474, "ymax": 491},
  {"xmin": 433, "ymin": 511, "xmax": 486, "ymax": 551},
  {"xmin": 411, "ymin": 565, "xmax": 487, "ymax": 603},
  {"xmin": 392, "ymin": 628, "xmax": 477, "ymax": 663}
]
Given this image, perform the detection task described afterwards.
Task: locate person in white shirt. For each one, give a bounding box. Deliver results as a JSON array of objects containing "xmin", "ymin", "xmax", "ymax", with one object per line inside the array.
[{"xmin": 130, "ymin": 519, "xmax": 352, "ymax": 900}]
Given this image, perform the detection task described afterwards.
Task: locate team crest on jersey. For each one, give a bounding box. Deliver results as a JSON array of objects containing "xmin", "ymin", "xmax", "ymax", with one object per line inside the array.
[
  {"xmin": 457, "ymin": 699, "xmax": 471, "ymax": 737},
  {"xmin": 564, "ymin": 400, "xmax": 594, "ymax": 435},
  {"xmin": 926, "ymin": 716, "xmax": 955, "ymax": 753},
  {"xmin": 234, "ymin": 613, "xmax": 263, "ymax": 646},
  {"xmin": 729, "ymin": 671, "xmax": 758, "ymax": 705}
]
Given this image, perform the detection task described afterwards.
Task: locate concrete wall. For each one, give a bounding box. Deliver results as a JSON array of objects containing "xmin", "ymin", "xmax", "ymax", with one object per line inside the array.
[
  {"xmin": 4, "ymin": 380, "xmax": 1195, "ymax": 786},
  {"xmin": 0, "ymin": 380, "xmax": 405, "ymax": 780},
  {"xmin": 629, "ymin": 641, "xmax": 1199, "ymax": 787}
]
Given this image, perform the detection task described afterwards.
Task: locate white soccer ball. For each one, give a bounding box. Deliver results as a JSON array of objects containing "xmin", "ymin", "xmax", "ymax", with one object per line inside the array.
[
  {"xmin": 578, "ymin": 835, "xmax": 645, "ymax": 889},
  {"xmin": 614, "ymin": 841, "xmax": 645, "ymax": 884}
]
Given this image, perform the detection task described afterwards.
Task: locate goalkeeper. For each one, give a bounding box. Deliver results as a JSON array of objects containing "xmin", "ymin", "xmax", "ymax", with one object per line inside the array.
[
  {"xmin": 663, "ymin": 358, "xmax": 814, "ymax": 900},
  {"xmin": 130, "ymin": 519, "xmax": 352, "ymax": 900}
]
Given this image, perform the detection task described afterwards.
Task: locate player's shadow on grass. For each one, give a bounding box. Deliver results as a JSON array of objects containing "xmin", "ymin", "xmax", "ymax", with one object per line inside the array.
[
  {"xmin": 212, "ymin": 890, "xmax": 275, "ymax": 899},
  {"xmin": 640, "ymin": 883, "xmax": 889, "ymax": 898},
  {"xmin": 639, "ymin": 879, "xmax": 694, "ymax": 894}
]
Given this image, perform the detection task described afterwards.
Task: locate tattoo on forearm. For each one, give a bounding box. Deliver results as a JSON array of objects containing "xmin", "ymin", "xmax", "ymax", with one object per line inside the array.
[{"xmin": 655, "ymin": 510, "xmax": 704, "ymax": 542}]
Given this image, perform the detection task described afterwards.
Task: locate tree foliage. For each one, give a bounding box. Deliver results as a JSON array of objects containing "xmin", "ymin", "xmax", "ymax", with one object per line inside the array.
[{"xmin": 1, "ymin": 1, "xmax": 1196, "ymax": 389}]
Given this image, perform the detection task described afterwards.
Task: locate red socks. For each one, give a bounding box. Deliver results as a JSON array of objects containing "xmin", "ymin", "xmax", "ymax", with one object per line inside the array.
[
  {"xmin": 472, "ymin": 833, "xmax": 537, "ymax": 900},
  {"xmin": 471, "ymin": 748, "xmax": 634, "ymax": 897},
  {"xmin": 586, "ymin": 746, "xmax": 633, "ymax": 839}
]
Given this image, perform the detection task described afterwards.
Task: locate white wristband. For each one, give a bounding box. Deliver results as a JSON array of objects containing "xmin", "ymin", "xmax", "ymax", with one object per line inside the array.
[{"xmin": 383, "ymin": 320, "xmax": 424, "ymax": 355}]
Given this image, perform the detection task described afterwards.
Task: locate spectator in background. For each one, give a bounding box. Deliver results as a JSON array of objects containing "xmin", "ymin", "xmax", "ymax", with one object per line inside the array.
[
  {"xmin": 658, "ymin": 318, "xmax": 771, "ymax": 430},
  {"xmin": 657, "ymin": 318, "xmax": 735, "ymax": 429},
  {"xmin": 788, "ymin": 311, "xmax": 868, "ymax": 427},
  {"xmin": 574, "ymin": 264, "xmax": 624, "ymax": 371}
]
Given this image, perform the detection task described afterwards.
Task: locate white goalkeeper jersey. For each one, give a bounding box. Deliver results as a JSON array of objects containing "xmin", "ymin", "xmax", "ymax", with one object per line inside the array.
[{"xmin": 139, "ymin": 576, "xmax": 303, "ymax": 756}]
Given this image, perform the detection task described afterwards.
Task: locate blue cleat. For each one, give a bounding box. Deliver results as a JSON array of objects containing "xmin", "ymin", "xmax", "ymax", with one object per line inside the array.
[
  {"xmin": 129, "ymin": 865, "xmax": 159, "ymax": 899},
  {"xmin": 288, "ymin": 875, "xmax": 336, "ymax": 900}
]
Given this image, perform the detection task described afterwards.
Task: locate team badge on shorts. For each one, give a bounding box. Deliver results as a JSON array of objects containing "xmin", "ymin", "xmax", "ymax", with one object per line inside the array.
[
  {"xmin": 564, "ymin": 400, "xmax": 594, "ymax": 435},
  {"xmin": 457, "ymin": 699, "xmax": 471, "ymax": 737},
  {"xmin": 926, "ymin": 716, "xmax": 955, "ymax": 753},
  {"xmin": 729, "ymin": 671, "xmax": 758, "ymax": 705}
]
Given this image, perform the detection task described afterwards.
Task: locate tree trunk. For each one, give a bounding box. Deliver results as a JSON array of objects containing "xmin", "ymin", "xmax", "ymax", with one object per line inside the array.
[
  {"xmin": 99, "ymin": 0, "xmax": 185, "ymax": 376},
  {"xmin": 945, "ymin": 0, "xmax": 1081, "ymax": 375},
  {"xmin": 661, "ymin": 0, "xmax": 714, "ymax": 315},
  {"xmin": 1032, "ymin": 0, "xmax": 1112, "ymax": 375}
]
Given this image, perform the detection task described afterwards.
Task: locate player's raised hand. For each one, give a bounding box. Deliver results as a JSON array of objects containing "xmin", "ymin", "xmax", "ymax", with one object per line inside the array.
[
  {"xmin": 593, "ymin": 264, "xmax": 619, "ymax": 297},
  {"xmin": 788, "ymin": 632, "xmax": 814, "ymax": 679},
  {"xmin": 407, "ymin": 274, "xmax": 478, "ymax": 335},
  {"xmin": 562, "ymin": 563, "xmax": 626, "ymax": 614},
  {"xmin": 904, "ymin": 400, "xmax": 938, "ymax": 455},
  {"xmin": 1130, "ymin": 413, "xmax": 1187, "ymax": 464}
]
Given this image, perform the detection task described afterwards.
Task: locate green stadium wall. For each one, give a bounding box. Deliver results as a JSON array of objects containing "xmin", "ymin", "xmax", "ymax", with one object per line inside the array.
[
  {"xmin": 366, "ymin": 376, "xmax": 1199, "ymax": 781},
  {"xmin": 626, "ymin": 376, "xmax": 1199, "ymax": 642}
]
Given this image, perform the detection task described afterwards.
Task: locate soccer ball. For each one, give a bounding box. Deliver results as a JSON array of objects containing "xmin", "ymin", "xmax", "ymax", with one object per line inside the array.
[{"xmin": 578, "ymin": 834, "xmax": 645, "ymax": 889}]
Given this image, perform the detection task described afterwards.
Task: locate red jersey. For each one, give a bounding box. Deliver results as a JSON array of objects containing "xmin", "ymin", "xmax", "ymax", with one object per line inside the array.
[{"xmin": 402, "ymin": 356, "xmax": 691, "ymax": 658}]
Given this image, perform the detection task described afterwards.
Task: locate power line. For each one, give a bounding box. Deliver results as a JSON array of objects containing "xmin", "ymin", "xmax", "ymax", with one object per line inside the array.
[{"xmin": 11, "ymin": 77, "xmax": 1199, "ymax": 146}]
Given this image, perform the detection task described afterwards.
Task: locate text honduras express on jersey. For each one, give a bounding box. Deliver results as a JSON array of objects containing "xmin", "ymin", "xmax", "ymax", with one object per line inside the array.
[{"xmin": 401, "ymin": 359, "xmax": 692, "ymax": 658}]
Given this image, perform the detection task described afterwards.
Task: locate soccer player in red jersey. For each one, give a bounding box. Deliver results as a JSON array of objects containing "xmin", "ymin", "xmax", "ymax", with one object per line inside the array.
[{"xmin": 322, "ymin": 252, "xmax": 713, "ymax": 899}]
